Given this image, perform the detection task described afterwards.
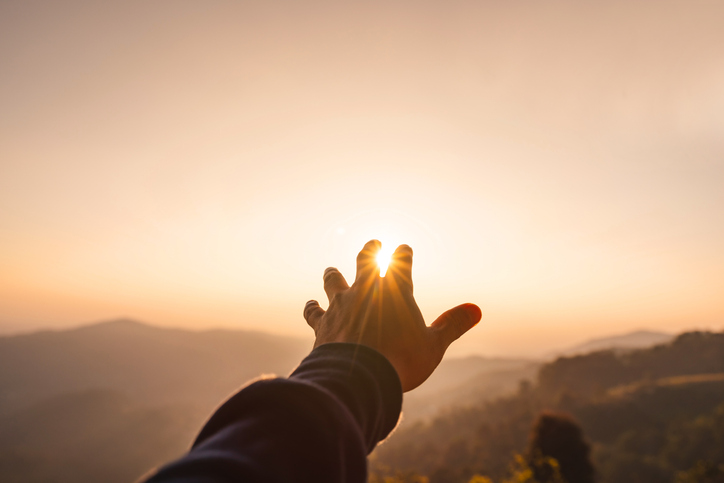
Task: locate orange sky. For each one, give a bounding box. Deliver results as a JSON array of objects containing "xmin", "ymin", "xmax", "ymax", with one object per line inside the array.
[{"xmin": 1, "ymin": 0, "xmax": 723, "ymax": 356}]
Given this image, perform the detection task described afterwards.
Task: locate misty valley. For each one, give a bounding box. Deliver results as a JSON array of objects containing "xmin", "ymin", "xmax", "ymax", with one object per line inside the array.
[{"xmin": 0, "ymin": 321, "xmax": 723, "ymax": 483}]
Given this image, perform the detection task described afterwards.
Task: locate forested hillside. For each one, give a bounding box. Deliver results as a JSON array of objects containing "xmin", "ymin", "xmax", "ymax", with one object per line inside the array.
[{"xmin": 371, "ymin": 331, "xmax": 724, "ymax": 483}]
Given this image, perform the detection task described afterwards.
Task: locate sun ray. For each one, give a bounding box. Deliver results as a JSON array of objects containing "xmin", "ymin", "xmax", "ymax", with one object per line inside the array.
[{"xmin": 376, "ymin": 244, "xmax": 394, "ymax": 277}]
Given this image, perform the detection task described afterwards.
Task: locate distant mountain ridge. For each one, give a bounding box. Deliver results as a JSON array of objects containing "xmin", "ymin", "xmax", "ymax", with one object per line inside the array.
[
  {"xmin": 0, "ymin": 318, "xmax": 536, "ymax": 419},
  {"xmin": 0, "ymin": 318, "xmax": 313, "ymax": 415},
  {"xmin": 0, "ymin": 318, "xmax": 537, "ymax": 482},
  {"xmin": 0, "ymin": 319, "xmax": 694, "ymax": 483},
  {"xmin": 404, "ymin": 355, "xmax": 539, "ymax": 421},
  {"xmin": 549, "ymin": 329, "xmax": 674, "ymax": 358}
]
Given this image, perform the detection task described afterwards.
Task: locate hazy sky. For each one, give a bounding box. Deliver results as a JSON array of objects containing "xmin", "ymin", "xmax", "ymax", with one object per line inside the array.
[{"xmin": 1, "ymin": 0, "xmax": 723, "ymax": 356}]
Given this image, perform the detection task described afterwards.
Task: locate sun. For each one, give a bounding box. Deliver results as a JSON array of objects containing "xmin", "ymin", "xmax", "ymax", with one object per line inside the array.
[{"xmin": 375, "ymin": 243, "xmax": 394, "ymax": 277}]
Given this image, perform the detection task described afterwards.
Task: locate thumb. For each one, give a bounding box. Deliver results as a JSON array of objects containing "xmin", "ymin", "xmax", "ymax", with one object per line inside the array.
[{"xmin": 430, "ymin": 303, "xmax": 482, "ymax": 348}]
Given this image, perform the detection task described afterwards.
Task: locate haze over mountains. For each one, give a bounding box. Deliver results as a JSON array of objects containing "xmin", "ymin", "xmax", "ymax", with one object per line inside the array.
[
  {"xmin": 0, "ymin": 319, "xmax": 527, "ymax": 482},
  {"xmin": 548, "ymin": 329, "xmax": 674, "ymax": 358},
  {"xmin": 0, "ymin": 320, "xmax": 691, "ymax": 482},
  {"xmin": 0, "ymin": 319, "xmax": 311, "ymax": 414},
  {"xmin": 0, "ymin": 320, "xmax": 313, "ymax": 483}
]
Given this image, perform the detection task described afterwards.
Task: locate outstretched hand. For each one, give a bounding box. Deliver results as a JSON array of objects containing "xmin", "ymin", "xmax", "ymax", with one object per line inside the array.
[{"xmin": 303, "ymin": 240, "xmax": 481, "ymax": 392}]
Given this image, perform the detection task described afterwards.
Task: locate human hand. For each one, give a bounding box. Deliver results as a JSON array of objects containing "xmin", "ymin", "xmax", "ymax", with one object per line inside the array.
[{"xmin": 303, "ymin": 240, "xmax": 481, "ymax": 392}]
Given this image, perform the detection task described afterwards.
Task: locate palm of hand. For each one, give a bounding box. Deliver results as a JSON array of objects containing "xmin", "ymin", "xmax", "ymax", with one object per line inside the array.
[{"xmin": 304, "ymin": 240, "xmax": 481, "ymax": 392}]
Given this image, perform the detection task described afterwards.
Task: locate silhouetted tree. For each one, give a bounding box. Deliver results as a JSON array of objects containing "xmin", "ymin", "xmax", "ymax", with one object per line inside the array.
[
  {"xmin": 527, "ymin": 412, "xmax": 595, "ymax": 483},
  {"xmin": 676, "ymin": 461, "xmax": 724, "ymax": 483}
]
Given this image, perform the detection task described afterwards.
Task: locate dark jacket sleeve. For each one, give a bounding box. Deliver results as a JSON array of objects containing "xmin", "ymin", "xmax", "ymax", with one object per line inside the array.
[{"xmin": 141, "ymin": 343, "xmax": 403, "ymax": 483}]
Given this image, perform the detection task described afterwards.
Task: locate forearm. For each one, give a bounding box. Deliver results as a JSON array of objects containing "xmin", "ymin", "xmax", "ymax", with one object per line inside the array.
[{"xmin": 142, "ymin": 343, "xmax": 402, "ymax": 483}]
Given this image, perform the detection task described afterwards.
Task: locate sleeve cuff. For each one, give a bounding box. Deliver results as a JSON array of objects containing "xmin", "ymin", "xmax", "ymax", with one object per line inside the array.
[{"xmin": 289, "ymin": 343, "xmax": 402, "ymax": 452}]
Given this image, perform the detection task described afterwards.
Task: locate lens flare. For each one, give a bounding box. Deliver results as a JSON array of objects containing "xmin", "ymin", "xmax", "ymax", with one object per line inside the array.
[{"xmin": 376, "ymin": 244, "xmax": 394, "ymax": 277}]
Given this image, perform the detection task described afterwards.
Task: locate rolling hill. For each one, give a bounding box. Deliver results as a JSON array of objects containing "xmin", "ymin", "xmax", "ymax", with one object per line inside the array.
[
  {"xmin": 0, "ymin": 320, "xmax": 312, "ymax": 483},
  {"xmin": 0, "ymin": 319, "xmax": 312, "ymax": 415},
  {"xmin": 0, "ymin": 319, "xmax": 531, "ymax": 483}
]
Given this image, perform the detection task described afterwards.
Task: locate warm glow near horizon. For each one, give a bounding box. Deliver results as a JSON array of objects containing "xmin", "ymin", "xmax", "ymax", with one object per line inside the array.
[{"xmin": 1, "ymin": 0, "xmax": 723, "ymax": 357}]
